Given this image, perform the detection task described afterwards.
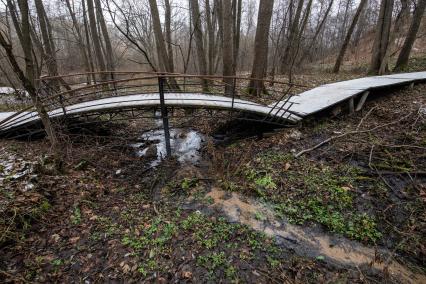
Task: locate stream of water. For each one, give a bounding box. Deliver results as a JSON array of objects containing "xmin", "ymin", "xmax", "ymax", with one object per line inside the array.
[
  {"xmin": 131, "ymin": 115, "xmax": 205, "ymax": 166},
  {"xmin": 132, "ymin": 128, "xmax": 205, "ymax": 166},
  {"xmin": 202, "ymin": 188, "xmax": 426, "ymax": 284}
]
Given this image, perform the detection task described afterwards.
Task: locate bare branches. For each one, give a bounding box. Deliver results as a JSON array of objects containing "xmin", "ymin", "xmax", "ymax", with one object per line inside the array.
[{"xmin": 295, "ymin": 111, "xmax": 414, "ymax": 158}]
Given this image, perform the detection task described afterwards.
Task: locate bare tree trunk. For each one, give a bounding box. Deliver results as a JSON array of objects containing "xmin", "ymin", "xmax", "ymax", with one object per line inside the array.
[
  {"xmin": 368, "ymin": 0, "xmax": 394, "ymax": 75},
  {"xmin": 380, "ymin": 0, "xmax": 410, "ymax": 73},
  {"xmin": 248, "ymin": 0, "xmax": 274, "ymax": 95},
  {"xmin": 34, "ymin": 0, "xmax": 71, "ymax": 92},
  {"xmin": 148, "ymin": 0, "xmax": 179, "ymax": 89},
  {"xmin": 280, "ymin": 0, "xmax": 304, "ymax": 74},
  {"xmin": 232, "ymin": 0, "xmax": 242, "ymax": 75},
  {"xmin": 205, "ymin": 0, "xmax": 215, "ymax": 75},
  {"xmin": 222, "ymin": 0, "xmax": 234, "ymax": 95},
  {"xmin": 394, "ymin": 0, "xmax": 426, "ymax": 71},
  {"xmin": 0, "ymin": 27, "xmax": 57, "ymax": 150},
  {"xmin": 28, "ymin": 21, "xmax": 42, "ymax": 83},
  {"xmin": 82, "ymin": 0, "xmax": 97, "ymax": 83},
  {"xmin": 94, "ymin": 0, "xmax": 115, "ymax": 80},
  {"xmin": 86, "ymin": 0, "xmax": 108, "ymax": 81},
  {"xmin": 215, "ymin": 0, "xmax": 224, "ymax": 73},
  {"xmin": 333, "ymin": 0, "xmax": 368, "ymax": 73},
  {"xmin": 6, "ymin": 0, "xmax": 23, "ymax": 45},
  {"xmin": 148, "ymin": 0, "xmax": 171, "ymax": 72},
  {"xmin": 65, "ymin": 0, "xmax": 92, "ymax": 84},
  {"xmin": 288, "ymin": 0, "xmax": 312, "ymax": 75},
  {"xmin": 16, "ymin": 0, "xmax": 35, "ymax": 85},
  {"xmin": 164, "ymin": 0, "xmax": 175, "ymax": 73},
  {"xmin": 339, "ymin": 0, "xmax": 353, "ymax": 43},
  {"xmin": 189, "ymin": 0, "xmax": 208, "ymax": 90},
  {"xmin": 298, "ymin": 0, "xmax": 313, "ymax": 40},
  {"xmin": 299, "ymin": 0, "xmax": 334, "ymax": 64}
]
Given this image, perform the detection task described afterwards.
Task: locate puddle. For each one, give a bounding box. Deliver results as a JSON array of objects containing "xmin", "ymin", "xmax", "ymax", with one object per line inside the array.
[
  {"xmin": 0, "ymin": 151, "xmax": 36, "ymax": 190},
  {"xmin": 132, "ymin": 128, "xmax": 205, "ymax": 167},
  {"xmin": 131, "ymin": 113, "xmax": 206, "ymax": 166},
  {"xmin": 205, "ymin": 188, "xmax": 426, "ymax": 284}
]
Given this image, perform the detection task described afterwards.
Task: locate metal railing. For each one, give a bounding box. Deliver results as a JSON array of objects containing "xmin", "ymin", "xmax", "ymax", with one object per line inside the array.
[{"xmin": 0, "ymin": 72, "xmax": 305, "ymax": 154}]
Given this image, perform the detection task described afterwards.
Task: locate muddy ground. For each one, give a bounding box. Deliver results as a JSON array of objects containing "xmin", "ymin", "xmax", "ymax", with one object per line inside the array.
[{"xmin": 0, "ymin": 74, "xmax": 425, "ymax": 283}]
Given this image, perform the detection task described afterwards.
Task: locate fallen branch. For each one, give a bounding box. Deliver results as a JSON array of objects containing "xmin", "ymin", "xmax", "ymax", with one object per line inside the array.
[
  {"xmin": 356, "ymin": 106, "xmax": 378, "ymax": 130},
  {"xmin": 295, "ymin": 112, "xmax": 413, "ymax": 158}
]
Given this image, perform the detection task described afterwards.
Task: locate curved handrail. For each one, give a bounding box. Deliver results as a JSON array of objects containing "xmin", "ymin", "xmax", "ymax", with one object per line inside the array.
[
  {"xmin": 38, "ymin": 71, "xmax": 309, "ymax": 88},
  {"xmin": 0, "ymin": 73, "xmax": 301, "ymax": 131}
]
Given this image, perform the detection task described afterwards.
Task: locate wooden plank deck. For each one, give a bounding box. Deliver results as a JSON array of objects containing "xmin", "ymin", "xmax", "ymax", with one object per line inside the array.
[
  {"xmin": 273, "ymin": 71, "xmax": 426, "ymax": 116},
  {"xmin": 1, "ymin": 71, "xmax": 425, "ymax": 133}
]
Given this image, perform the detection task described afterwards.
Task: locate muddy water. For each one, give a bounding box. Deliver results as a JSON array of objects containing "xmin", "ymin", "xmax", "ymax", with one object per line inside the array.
[{"xmin": 206, "ymin": 188, "xmax": 426, "ymax": 284}]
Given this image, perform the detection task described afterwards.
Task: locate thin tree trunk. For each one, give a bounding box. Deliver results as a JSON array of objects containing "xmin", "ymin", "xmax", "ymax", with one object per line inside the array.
[
  {"xmin": 280, "ymin": 0, "xmax": 304, "ymax": 74},
  {"xmin": 298, "ymin": 0, "xmax": 313, "ymax": 40},
  {"xmin": 86, "ymin": 0, "xmax": 108, "ymax": 81},
  {"xmin": 333, "ymin": 0, "xmax": 368, "ymax": 73},
  {"xmin": 82, "ymin": 0, "xmax": 97, "ymax": 83},
  {"xmin": 290, "ymin": 0, "xmax": 312, "ymax": 71},
  {"xmin": 94, "ymin": 0, "xmax": 115, "ymax": 80},
  {"xmin": 222, "ymin": 0, "xmax": 234, "ymax": 95},
  {"xmin": 0, "ymin": 28, "xmax": 57, "ymax": 150},
  {"xmin": 352, "ymin": 0, "xmax": 368, "ymax": 47},
  {"xmin": 215, "ymin": 0, "xmax": 224, "ymax": 73},
  {"xmin": 339, "ymin": 0, "xmax": 352, "ymax": 43},
  {"xmin": 34, "ymin": 0, "xmax": 65, "ymax": 92},
  {"xmin": 148, "ymin": 0, "xmax": 171, "ymax": 72},
  {"xmin": 394, "ymin": 0, "xmax": 426, "ymax": 71},
  {"xmin": 368, "ymin": 0, "xmax": 394, "ymax": 75},
  {"xmin": 248, "ymin": 0, "xmax": 274, "ymax": 95},
  {"xmin": 6, "ymin": 0, "xmax": 23, "ymax": 45},
  {"xmin": 380, "ymin": 0, "xmax": 410, "ymax": 73},
  {"xmin": 189, "ymin": 0, "xmax": 208, "ymax": 90},
  {"xmin": 27, "ymin": 20, "xmax": 42, "ymax": 83},
  {"xmin": 205, "ymin": 0, "xmax": 215, "ymax": 75},
  {"xmin": 148, "ymin": 0, "xmax": 178, "ymax": 89},
  {"xmin": 232, "ymin": 0, "xmax": 242, "ymax": 75},
  {"xmin": 65, "ymin": 0, "xmax": 92, "ymax": 84},
  {"xmin": 299, "ymin": 0, "xmax": 334, "ymax": 64},
  {"xmin": 16, "ymin": 0, "xmax": 35, "ymax": 85},
  {"xmin": 164, "ymin": 0, "xmax": 175, "ymax": 73}
]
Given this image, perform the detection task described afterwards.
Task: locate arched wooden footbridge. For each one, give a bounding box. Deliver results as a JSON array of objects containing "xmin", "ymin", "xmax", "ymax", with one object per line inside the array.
[{"xmin": 0, "ymin": 71, "xmax": 425, "ymax": 137}]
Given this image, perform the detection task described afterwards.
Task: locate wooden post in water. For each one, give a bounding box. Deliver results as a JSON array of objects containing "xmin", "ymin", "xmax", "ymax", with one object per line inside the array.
[{"xmin": 158, "ymin": 75, "xmax": 172, "ymax": 157}]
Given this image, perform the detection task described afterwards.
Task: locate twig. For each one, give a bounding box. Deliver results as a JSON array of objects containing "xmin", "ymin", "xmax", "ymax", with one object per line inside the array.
[
  {"xmin": 0, "ymin": 270, "xmax": 29, "ymax": 283},
  {"xmin": 368, "ymin": 145, "xmax": 374, "ymax": 167},
  {"xmin": 0, "ymin": 208, "xmax": 17, "ymax": 243},
  {"xmin": 295, "ymin": 112, "xmax": 413, "ymax": 158},
  {"xmin": 153, "ymin": 202, "xmax": 160, "ymax": 215},
  {"xmin": 356, "ymin": 106, "xmax": 378, "ymax": 130}
]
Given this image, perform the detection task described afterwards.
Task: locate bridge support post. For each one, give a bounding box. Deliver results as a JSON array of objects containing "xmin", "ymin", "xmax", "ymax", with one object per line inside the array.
[
  {"xmin": 355, "ymin": 91, "xmax": 370, "ymax": 112},
  {"xmin": 158, "ymin": 75, "xmax": 172, "ymax": 158},
  {"xmin": 348, "ymin": 98, "xmax": 355, "ymax": 114}
]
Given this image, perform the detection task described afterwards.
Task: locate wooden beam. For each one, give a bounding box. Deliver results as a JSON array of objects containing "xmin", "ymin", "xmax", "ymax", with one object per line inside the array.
[
  {"xmin": 355, "ymin": 91, "xmax": 370, "ymax": 111},
  {"xmin": 349, "ymin": 98, "xmax": 355, "ymax": 113}
]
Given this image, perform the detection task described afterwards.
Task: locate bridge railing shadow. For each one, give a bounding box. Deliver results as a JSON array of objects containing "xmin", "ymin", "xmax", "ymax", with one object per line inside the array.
[{"xmin": 0, "ymin": 72, "xmax": 306, "ymax": 132}]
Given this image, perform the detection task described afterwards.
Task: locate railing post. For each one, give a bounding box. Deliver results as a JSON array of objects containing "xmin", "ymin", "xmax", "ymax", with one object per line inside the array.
[
  {"xmin": 59, "ymin": 94, "xmax": 67, "ymax": 117},
  {"xmin": 158, "ymin": 75, "xmax": 172, "ymax": 158},
  {"xmin": 231, "ymin": 77, "xmax": 236, "ymax": 110}
]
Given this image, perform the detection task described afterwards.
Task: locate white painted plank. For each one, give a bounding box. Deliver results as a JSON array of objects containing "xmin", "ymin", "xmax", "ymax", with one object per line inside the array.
[
  {"xmin": 0, "ymin": 93, "xmax": 302, "ymax": 131},
  {"xmin": 1, "ymin": 72, "xmax": 426, "ymax": 132},
  {"xmin": 273, "ymin": 71, "xmax": 426, "ymax": 117}
]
